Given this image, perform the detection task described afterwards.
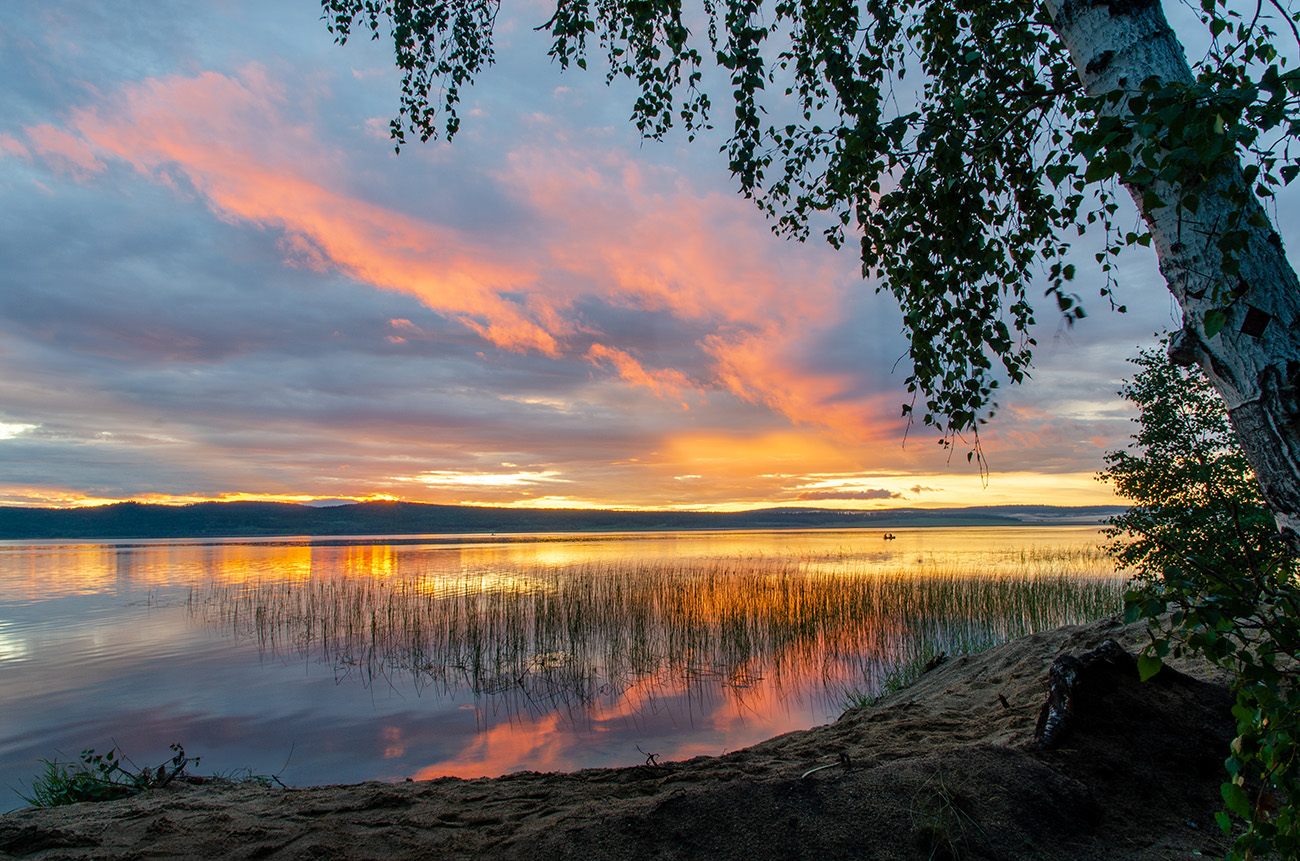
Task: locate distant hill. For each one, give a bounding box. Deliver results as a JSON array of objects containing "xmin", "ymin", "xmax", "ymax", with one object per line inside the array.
[{"xmin": 0, "ymin": 501, "xmax": 1123, "ymax": 540}]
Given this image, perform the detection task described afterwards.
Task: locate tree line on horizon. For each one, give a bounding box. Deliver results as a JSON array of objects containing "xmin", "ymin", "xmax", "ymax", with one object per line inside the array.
[{"xmin": 0, "ymin": 500, "xmax": 1120, "ymax": 540}]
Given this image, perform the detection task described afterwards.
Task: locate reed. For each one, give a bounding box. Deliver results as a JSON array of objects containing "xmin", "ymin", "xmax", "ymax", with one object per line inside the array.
[{"xmin": 189, "ymin": 541, "xmax": 1125, "ymax": 717}]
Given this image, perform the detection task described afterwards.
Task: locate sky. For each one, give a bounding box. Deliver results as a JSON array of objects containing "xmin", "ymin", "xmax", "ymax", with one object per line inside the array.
[{"xmin": 0, "ymin": 1, "xmax": 1279, "ymax": 512}]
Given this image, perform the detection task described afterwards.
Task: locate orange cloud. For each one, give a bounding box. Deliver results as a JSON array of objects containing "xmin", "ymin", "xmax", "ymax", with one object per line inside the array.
[
  {"xmin": 662, "ymin": 431, "xmax": 861, "ymax": 480},
  {"xmin": 498, "ymin": 142, "xmax": 904, "ymax": 436},
  {"xmin": 705, "ymin": 327, "xmax": 902, "ymax": 439},
  {"xmin": 503, "ymin": 145, "xmax": 843, "ymax": 326},
  {"xmin": 26, "ymin": 65, "xmax": 903, "ymax": 442},
  {"xmin": 50, "ymin": 67, "xmax": 562, "ymax": 357},
  {"xmin": 585, "ymin": 343, "xmax": 697, "ymax": 402}
]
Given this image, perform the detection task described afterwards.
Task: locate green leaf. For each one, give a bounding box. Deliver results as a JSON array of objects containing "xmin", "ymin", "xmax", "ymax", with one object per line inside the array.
[
  {"xmin": 1222, "ymin": 781, "xmax": 1251, "ymax": 817},
  {"xmin": 1137, "ymin": 652, "xmax": 1164, "ymax": 681},
  {"xmin": 1141, "ymin": 189, "xmax": 1166, "ymax": 211},
  {"xmin": 1044, "ymin": 163, "xmax": 1074, "ymax": 185},
  {"xmin": 1204, "ymin": 308, "xmax": 1230, "ymax": 338},
  {"xmin": 1084, "ymin": 157, "xmax": 1111, "ymax": 183}
]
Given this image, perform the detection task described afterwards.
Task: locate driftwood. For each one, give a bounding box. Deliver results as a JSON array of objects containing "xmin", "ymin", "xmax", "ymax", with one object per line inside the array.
[{"xmin": 1032, "ymin": 639, "xmax": 1139, "ymax": 750}]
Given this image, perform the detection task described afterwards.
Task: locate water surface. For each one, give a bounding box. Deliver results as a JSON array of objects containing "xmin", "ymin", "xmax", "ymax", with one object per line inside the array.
[{"xmin": 0, "ymin": 526, "xmax": 1122, "ymax": 811}]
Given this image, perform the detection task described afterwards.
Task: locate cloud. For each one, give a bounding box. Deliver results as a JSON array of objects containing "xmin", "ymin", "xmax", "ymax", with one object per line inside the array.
[
  {"xmin": 18, "ymin": 63, "xmax": 909, "ymax": 445},
  {"xmin": 585, "ymin": 344, "xmax": 698, "ymax": 403},
  {"xmin": 47, "ymin": 66, "xmax": 561, "ymax": 355},
  {"xmin": 796, "ymin": 488, "xmax": 904, "ymax": 501},
  {"xmin": 23, "ymin": 124, "xmax": 104, "ymax": 177},
  {"xmin": 705, "ymin": 326, "xmax": 903, "ymax": 439},
  {"xmin": 0, "ymin": 0, "xmax": 1185, "ymax": 511},
  {"xmin": 0, "ymin": 134, "xmax": 30, "ymax": 159},
  {"xmin": 399, "ymin": 470, "xmax": 566, "ymax": 488},
  {"xmin": 0, "ymin": 423, "xmax": 38, "ymax": 440}
]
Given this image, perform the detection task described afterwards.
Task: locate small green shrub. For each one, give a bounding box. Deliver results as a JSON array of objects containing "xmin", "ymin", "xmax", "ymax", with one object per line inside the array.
[
  {"xmin": 15, "ymin": 744, "xmax": 197, "ymax": 807},
  {"xmin": 1101, "ymin": 344, "xmax": 1300, "ymax": 858},
  {"xmin": 1100, "ymin": 346, "xmax": 1287, "ymax": 582}
]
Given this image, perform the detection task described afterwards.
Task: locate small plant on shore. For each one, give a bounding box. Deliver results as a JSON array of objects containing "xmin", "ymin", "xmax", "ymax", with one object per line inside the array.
[
  {"xmin": 911, "ymin": 767, "xmax": 990, "ymax": 860},
  {"xmin": 841, "ymin": 642, "xmax": 984, "ymax": 712},
  {"xmin": 15, "ymin": 744, "xmax": 197, "ymax": 807},
  {"xmin": 1101, "ymin": 345, "xmax": 1300, "ymax": 858},
  {"xmin": 13, "ymin": 743, "xmax": 292, "ymax": 809}
]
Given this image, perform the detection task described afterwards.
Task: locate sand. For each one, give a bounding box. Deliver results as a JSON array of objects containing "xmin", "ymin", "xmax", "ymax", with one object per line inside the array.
[{"xmin": 0, "ymin": 616, "xmax": 1237, "ymax": 860}]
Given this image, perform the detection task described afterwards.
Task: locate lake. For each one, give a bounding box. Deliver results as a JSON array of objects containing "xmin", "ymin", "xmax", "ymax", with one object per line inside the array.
[{"xmin": 0, "ymin": 526, "xmax": 1125, "ymax": 811}]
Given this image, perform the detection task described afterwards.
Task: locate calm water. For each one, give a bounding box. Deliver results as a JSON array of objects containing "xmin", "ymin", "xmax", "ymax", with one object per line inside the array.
[{"xmin": 0, "ymin": 526, "xmax": 1123, "ymax": 811}]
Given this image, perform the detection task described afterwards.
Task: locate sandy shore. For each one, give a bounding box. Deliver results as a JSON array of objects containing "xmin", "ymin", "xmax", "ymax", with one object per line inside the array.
[{"xmin": 0, "ymin": 617, "xmax": 1235, "ymax": 860}]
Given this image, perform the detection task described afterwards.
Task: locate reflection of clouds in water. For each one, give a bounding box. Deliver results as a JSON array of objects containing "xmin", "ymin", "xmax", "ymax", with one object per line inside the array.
[
  {"xmin": 409, "ymin": 670, "xmax": 805, "ymax": 780},
  {"xmin": 419, "ymin": 706, "xmax": 569, "ymax": 779}
]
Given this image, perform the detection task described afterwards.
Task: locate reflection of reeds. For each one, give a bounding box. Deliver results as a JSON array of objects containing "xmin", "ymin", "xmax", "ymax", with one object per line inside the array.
[{"xmin": 188, "ymin": 543, "xmax": 1124, "ymax": 718}]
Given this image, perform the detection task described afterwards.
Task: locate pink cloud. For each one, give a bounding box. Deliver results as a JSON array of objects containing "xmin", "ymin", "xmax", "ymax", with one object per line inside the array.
[
  {"xmin": 0, "ymin": 134, "xmax": 30, "ymax": 159},
  {"xmin": 39, "ymin": 66, "xmax": 559, "ymax": 354},
  {"xmin": 23, "ymin": 124, "xmax": 104, "ymax": 177},
  {"xmin": 493, "ymin": 140, "xmax": 894, "ymax": 433},
  {"xmin": 502, "ymin": 143, "xmax": 843, "ymax": 327},
  {"xmin": 26, "ymin": 65, "xmax": 898, "ymax": 440},
  {"xmin": 389, "ymin": 318, "xmax": 424, "ymax": 334}
]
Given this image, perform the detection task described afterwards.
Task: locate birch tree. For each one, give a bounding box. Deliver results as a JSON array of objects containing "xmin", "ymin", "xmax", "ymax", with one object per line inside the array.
[
  {"xmin": 320, "ymin": 0, "xmax": 1300, "ymax": 544},
  {"xmin": 1048, "ymin": 0, "xmax": 1300, "ymax": 547}
]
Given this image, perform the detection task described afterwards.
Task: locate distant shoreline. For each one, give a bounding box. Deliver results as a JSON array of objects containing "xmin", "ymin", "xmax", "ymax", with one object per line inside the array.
[
  {"xmin": 0, "ymin": 523, "xmax": 1112, "ymax": 549},
  {"xmin": 0, "ymin": 500, "xmax": 1122, "ymax": 541}
]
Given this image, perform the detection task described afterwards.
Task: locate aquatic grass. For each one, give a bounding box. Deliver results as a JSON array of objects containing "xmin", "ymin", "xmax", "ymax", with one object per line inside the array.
[{"xmin": 189, "ymin": 541, "xmax": 1126, "ymax": 719}]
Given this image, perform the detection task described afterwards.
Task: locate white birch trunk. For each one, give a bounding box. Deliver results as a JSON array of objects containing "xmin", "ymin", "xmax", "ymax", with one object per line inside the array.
[{"xmin": 1045, "ymin": 0, "xmax": 1300, "ymax": 548}]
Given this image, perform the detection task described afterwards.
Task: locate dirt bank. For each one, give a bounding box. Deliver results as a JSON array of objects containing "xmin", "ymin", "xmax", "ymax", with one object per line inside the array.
[{"xmin": 0, "ymin": 617, "xmax": 1236, "ymax": 860}]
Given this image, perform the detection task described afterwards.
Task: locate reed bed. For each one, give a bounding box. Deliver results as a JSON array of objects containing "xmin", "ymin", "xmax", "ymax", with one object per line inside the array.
[{"xmin": 188, "ymin": 542, "xmax": 1125, "ymax": 718}]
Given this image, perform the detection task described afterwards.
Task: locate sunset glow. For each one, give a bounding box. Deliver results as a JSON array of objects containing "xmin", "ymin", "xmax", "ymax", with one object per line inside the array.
[{"xmin": 0, "ymin": 2, "xmax": 1221, "ymax": 514}]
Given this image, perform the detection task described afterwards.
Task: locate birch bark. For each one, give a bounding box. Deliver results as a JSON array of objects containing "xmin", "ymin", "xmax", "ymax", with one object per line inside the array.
[{"xmin": 1045, "ymin": 0, "xmax": 1300, "ymax": 547}]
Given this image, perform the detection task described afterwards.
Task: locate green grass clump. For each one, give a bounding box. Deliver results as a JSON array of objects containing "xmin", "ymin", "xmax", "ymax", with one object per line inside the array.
[
  {"xmin": 14, "ymin": 744, "xmax": 291, "ymax": 808},
  {"xmin": 911, "ymin": 767, "xmax": 991, "ymax": 860},
  {"xmin": 15, "ymin": 744, "xmax": 197, "ymax": 807}
]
